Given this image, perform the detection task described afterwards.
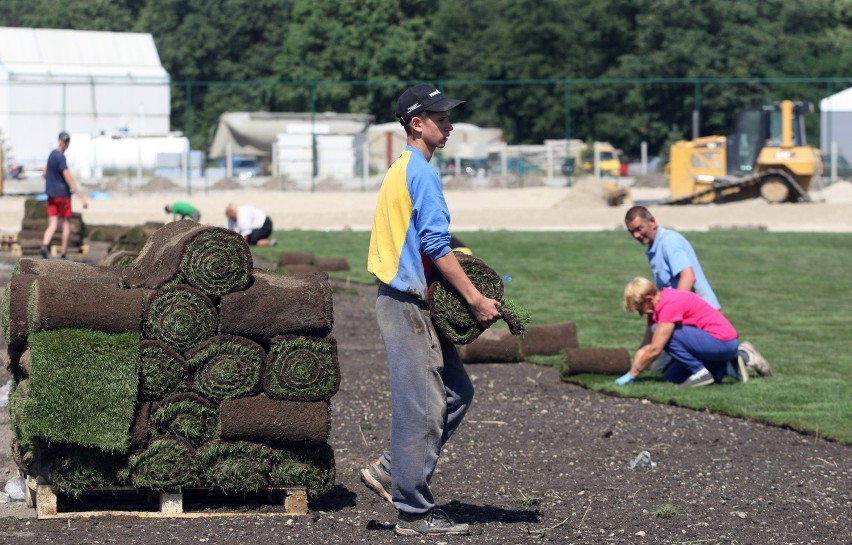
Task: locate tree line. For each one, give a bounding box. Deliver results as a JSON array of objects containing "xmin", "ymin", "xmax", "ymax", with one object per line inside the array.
[{"xmin": 2, "ymin": 0, "xmax": 850, "ymax": 156}]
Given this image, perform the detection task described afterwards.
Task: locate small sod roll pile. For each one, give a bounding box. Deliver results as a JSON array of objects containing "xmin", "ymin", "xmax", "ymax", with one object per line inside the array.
[{"xmin": 1, "ymin": 220, "xmax": 338, "ymax": 499}]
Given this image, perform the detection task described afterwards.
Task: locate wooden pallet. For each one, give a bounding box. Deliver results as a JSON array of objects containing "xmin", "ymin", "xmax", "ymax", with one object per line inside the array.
[
  {"xmin": 10, "ymin": 243, "xmax": 90, "ymax": 257},
  {"xmin": 25, "ymin": 477, "xmax": 308, "ymax": 519},
  {"xmin": 0, "ymin": 232, "xmax": 17, "ymax": 250}
]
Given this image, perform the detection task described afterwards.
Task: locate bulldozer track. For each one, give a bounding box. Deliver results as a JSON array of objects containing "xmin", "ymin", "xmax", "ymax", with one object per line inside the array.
[{"xmin": 662, "ymin": 168, "xmax": 811, "ymax": 205}]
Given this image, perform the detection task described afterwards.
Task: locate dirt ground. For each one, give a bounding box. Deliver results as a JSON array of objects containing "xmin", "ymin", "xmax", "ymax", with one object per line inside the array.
[{"xmin": 0, "ymin": 179, "xmax": 850, "ymax": 544}]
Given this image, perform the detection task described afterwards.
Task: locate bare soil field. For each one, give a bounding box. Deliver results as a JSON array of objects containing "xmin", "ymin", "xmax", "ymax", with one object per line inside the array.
[{"xmin": 0, "ymin": 179, "xmax": 849, "ymax": 544}]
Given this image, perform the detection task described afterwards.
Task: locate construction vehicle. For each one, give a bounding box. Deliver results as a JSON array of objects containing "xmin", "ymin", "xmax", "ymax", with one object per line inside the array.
[
  {"xmin": 664, "ymin": 100, "xmax": 823, "ymax": 204},
  {"xmin": 580, "ymin": 142, "xmax": 622, "ymax": 177}
]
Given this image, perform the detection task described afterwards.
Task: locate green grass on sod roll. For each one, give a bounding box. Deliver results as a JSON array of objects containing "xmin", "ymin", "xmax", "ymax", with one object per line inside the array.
[
  {"xmin": 265, "ymin": 337, "xmax": 338, "ymax": 400},
  {"xmin": 25, "ymin": 329, "xmax": 140, "ymax": 453},
  {"xmin": 187, "ymin": 337, "xmax": 264, "ymax": 402},
  {"xmin": 182, "ymin": 228, "xmax": 252, "ymax": 297},
  {"xmin": 150, "ymin": 399, "xmax": 220, "ymax": 447},
  {"xmin": 199, "ymin": 441, "xmax": 273, "ymax": 493},
  {"xmin": 122, "ymin": 436, "xmax": 201, "ymax": 491},
  {"xmin": 269, "ymin": 444, "xmax": 335, "ymax": 497}
]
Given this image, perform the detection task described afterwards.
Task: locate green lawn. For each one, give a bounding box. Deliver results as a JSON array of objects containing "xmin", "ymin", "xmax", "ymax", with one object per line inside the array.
[{"xmin": 254, "ymin": 229, "xmax": 852, "ymax": 444}]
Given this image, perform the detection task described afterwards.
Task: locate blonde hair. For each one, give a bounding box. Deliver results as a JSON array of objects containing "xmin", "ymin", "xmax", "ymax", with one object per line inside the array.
[
  {"xmin": 623, "ymin": 277, "xmax": 657, "ymax": 313},
  {"xmin": 225, "ymin": 203, "xmax": 237, "ymax": 215}
]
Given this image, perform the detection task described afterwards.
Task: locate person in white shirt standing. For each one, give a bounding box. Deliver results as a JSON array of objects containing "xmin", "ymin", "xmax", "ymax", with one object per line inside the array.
[{"xmin": 225, "ymin": 203, "xmax": 277, "ymax": 246}]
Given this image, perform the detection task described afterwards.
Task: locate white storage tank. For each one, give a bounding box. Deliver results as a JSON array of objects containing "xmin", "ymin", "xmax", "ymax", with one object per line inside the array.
[{"xmin": 64, "ymin": 134, "xmax": 190, "ymax": 178}]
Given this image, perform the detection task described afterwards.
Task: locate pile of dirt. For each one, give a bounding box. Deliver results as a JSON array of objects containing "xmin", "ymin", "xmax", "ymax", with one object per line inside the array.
[
  {"xmin": 139, "ymin": 177, "xmax": 183, "ymax": 192},
  {"xmin": 813, "ymin": 179, "xmax": 852, "ymax": 203},
  {"xmin": 209, "ymin": 177, "xmax": 243, "ymax": 190}
]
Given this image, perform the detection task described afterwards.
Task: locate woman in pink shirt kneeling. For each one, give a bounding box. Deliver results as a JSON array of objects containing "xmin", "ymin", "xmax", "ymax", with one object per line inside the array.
[{"xmin": 617, "ymin": 277, "xmax": 748, "ymax": 387}]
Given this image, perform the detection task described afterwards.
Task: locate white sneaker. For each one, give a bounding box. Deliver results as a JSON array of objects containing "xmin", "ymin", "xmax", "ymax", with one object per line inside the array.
[{"xmin": 680, "ymin": 368, "xmax": 714, "ymax": 387}]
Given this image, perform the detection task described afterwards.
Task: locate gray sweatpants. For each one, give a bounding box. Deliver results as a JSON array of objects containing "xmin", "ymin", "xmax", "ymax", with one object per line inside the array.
[{"xmin": 374, "ymin": 284, "xmax": 474, "ymax": 516}]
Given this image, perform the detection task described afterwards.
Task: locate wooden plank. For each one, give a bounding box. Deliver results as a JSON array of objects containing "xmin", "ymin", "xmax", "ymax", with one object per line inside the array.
[
  {"xmin": 25, "ymin": 476, "xmax": 38, "ymax": 509},
  {"xmin": 34, "ymin": 485, "xmax": 309, "ymax": 520}
]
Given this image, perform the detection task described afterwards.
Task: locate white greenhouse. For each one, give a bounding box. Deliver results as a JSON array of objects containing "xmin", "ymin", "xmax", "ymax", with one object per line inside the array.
[{"xmin": 0, "ymin": 27, "xmax": 171, "ymax": 171}]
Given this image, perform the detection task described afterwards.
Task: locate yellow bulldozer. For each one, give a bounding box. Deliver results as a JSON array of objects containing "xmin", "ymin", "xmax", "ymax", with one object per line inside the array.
[{"xmin": 663, "ymin": 100, "xmax": 823, "ymax": 204}]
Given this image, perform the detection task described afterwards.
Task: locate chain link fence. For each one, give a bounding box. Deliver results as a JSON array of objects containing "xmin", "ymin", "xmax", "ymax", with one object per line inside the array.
[{"xmin": 2, "ymin": 77, "xmax": 851, "ymax": 196}]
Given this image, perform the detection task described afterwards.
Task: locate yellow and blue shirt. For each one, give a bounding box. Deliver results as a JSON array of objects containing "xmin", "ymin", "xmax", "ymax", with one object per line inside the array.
[{"xmin": 368, "ymin": 146, "xmax": 452, "ymax": 301}]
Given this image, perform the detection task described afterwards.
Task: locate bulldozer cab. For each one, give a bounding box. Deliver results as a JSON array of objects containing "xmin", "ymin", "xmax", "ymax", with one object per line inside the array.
[{"xmin": 726, "ymin": 101, "xmax": 812, "ymax": 175}]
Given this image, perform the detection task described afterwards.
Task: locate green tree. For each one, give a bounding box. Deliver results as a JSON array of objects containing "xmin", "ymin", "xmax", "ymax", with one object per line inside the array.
[
  {"xmin": 433, "ymin": 0, "xmax": 638, "ymax": 144},
  {"xmin": 135, "ymin": 0, "xmax": 294, "ymax": 148},
  {"xmin": 6, "ymin": 0, "xmax": 141, "ymax": 30},
  {"xmin": 271, "ymin": 0, "xmax": 433, "ymax": 122}
]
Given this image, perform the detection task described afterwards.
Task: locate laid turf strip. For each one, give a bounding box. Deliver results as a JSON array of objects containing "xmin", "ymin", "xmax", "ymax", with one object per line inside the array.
[
  {"xmin": 143, "ymin": 286, "xmax": 218, "ymax": 354},
  {"xmin": 557, "ymin": 347, "xmax": 631, "ymax": 380},
  {"xmin": 521, "ymin": 322, "xmax": 579, "ymax": 357},
  {"xmin": 28, "ymin": 277, "xmax": 144, "ymax": 334},
  {"xmin": 220, "ymin": 396, "xmax": 331, "ymax": 446},
  {"xmin": 278, "ymin": 251, "xmax": 315, "ymax": 267},
  {"xmin": 218, "ymin": 271, "xmax": 334, "ymax": 341},
  {"xmin": 139, "ymin": 340, "xmax": 188, "ymax": 401},
  {"xmin": 265, "ymin": 336, "xmax": 340, "ymax": 401},
  {"xmin": 312, "ymin": 257, "xmax": 350, "ymax": 271},
  {"xmin": 186, "ymin": 335, "xmax": 265, "ymax": 402},
  {"xmin": 123, "ymin": 436, "xmax": 201, "ymax": 491},
  {"xmin": 25, "ymin": 329, "xmax": 140, "ymax": 453},
  {"xmin": 270, "ymin": 444, "xmax": 336, "ymax": 497},
  {"xmin": 199, "ymin": 441, "xmax": 273, "ymax": 493},
  {"xmin": 150, "ymin": 393, "xmax": 220, "ymax": 447},
  {"xmin": 460, "ymin": 328, "xmax": 522, "ymax": 363},
  {"xmin": 282, "ymin": 264, "xmax": 319, "ymax": 275},
  {"xmin": 121, "ymin": 220, "xmax": 252, "ymax": 297}
]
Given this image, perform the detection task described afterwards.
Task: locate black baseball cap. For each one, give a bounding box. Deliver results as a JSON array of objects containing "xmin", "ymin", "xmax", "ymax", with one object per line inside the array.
[{"xmin": 395, "ymin": 84, "xmax": 465, "ymax": 125}]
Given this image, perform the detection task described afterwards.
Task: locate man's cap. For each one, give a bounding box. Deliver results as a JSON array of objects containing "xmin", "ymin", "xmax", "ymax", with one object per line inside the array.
[
  {"xmin": 395, "ymin": 84, "xmax": 465, "ymax": 125},
  {"xmin": 58, "ymin": 131, "xmax": 70, "ymax": 142}
]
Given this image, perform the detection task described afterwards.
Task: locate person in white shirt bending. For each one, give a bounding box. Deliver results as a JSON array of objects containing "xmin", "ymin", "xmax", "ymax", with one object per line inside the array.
[{"xmin": 225, "ymin": 203, "xmax": 276, "ymax": 246}]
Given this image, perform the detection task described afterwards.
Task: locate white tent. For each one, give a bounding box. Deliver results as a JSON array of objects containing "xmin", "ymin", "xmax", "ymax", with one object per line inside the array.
[
  {"xmin": 819, "ymin": 86, "xmax": 852, "ymax": 164},
  {"xmin": 0, "ymin": 27, "xmax": 170, "ymax": 169},
  {"xmin": 209, "ymin": 111, "xmax": 375, "ymax": 159},
  {"xmin": 366, "ymin": 122, "xmax": 504, "ymax": 173}
]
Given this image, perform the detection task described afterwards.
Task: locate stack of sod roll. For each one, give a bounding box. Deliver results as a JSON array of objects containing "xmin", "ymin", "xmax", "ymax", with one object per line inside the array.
[
  {"xmin": 17, "ymin": 198, "xmax": 85, "ymax": 252},
  {"xmin": 1, "ymin": 219, "xmax": 338, "ymax": 499}
]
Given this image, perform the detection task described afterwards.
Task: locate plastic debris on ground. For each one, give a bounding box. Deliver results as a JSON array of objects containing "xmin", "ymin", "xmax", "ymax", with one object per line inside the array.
[
  {"xmin": 4, "ymin": 476, "xmax": 26, "ymax": 502},
  {"xmin": 0, "ymin": 378, "xmax": 10, "ymax": 408},
  {"xmin": 629, "ymin": 450, "xmax": 657, "ymax": 470}
]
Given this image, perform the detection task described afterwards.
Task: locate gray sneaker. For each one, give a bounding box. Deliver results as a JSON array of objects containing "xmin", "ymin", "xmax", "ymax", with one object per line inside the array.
[
  {"xmin": 40, "ymin": 245, "xmax": 50, "ymax": 259},
  {"xmin": 739, "ymin": 341, "xmax": 773, "ymax": 377},
  {"xmin": 359, "ymin": 460, "xmax": 392, "ymax": 504},
  {"xmin": 395, "ymin": 509, "xmax": 470, "ymax": 537},
  {"xmin": 680, "ymin": 368, "xmax": 714, "ymax": 387}
]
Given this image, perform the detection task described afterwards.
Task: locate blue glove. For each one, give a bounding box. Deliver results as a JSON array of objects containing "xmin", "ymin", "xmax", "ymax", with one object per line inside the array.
[{"xmin": 615, "ymin": 372, "xmax": 635, "ymax": 385}]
